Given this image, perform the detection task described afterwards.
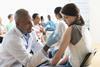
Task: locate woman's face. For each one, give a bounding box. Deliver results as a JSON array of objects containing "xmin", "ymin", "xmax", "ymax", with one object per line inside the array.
[
  {"xmin": 62, "ymin": 14, "xmax": 77, "ymax": 26},
  {"xmin": 33, "ymin": 15, "xmax": 40, "ymax": 24}
]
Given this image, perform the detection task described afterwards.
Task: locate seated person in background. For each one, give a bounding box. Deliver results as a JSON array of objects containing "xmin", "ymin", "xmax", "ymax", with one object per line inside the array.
[
  {"xmin": 48, "ymin": 6, "xmax": 68, "ymax": 58},
  {"xmin": 32, "ymin": 13, "xmax": 46, "ymax": 44},
  {"xmin": 45, "ymin": 15, "xmax": 56, "ymax": 31},
  {"xmin": 40, "ymin": 16, "xmax": 46, "ymax": 27},
  {"xmin": 0, "ymin": 9, "xmax": 60, "ymax": 67},
  {"xmin": 6, "ymin": 14, "xmax": 15, "ymax": 32},
  {"xmin": 40, "ymin": 16, "xmax": 47, "ymax": 41},
  {"xmin": 0, "ymin": 17, "xmax": 6, "ymax": 43},
  {"xmin": 51, "ymin": 3, "xmax": 92, "ymax": 67}
]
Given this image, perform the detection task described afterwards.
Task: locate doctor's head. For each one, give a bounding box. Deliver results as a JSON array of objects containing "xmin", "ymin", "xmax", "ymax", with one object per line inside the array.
[{"xmin": 14, "ymin": 9, "xmax": 33, "ymax": 33}]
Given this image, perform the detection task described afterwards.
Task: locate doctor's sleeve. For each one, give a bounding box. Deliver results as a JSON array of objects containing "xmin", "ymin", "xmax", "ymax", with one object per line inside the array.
[{"xmin": 5, "ymin": 37, "xmax": 48, "ymax": 67}]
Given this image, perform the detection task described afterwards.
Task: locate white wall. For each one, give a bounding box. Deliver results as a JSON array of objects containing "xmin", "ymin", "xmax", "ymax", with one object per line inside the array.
[
  {"xmin": 90, "ymin": 0, "xmax": 100, "ymax": 43},
  {"xmin": 0, "ymin": 0, "xmax": 68, "ymax": 23}
]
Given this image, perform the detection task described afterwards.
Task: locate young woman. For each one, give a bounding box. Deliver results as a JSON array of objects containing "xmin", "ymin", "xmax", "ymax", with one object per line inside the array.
[{"xmin": 51, "ymin": 3, "xmax": 91, "ymax": 67}]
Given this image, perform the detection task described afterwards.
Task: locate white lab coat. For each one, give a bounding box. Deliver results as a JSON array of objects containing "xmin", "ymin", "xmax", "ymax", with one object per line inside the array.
[
  {"xmin": 30, "ymin": 31, "xmax": 44, "ymax": 53},
  {"xmin": 0, "ymin": 27, "xmax": 48, "ymax": 67}
]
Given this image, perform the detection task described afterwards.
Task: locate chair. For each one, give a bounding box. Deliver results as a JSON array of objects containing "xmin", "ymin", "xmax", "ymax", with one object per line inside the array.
[{"xmin": 80, "ymin": 49, "xmax": 97, "ymax": 67}]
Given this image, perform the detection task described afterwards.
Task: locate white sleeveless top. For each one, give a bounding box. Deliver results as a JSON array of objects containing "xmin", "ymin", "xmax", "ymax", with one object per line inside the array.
[{"xmin": 68, "ymin": 25, "xmax": 91, "ymax": 67}]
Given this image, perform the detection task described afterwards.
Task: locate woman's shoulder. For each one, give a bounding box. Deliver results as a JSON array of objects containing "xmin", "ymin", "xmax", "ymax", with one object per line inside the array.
[{"xmin": 69, "ymin": 25, "xmax": 82, "ymax": 45}]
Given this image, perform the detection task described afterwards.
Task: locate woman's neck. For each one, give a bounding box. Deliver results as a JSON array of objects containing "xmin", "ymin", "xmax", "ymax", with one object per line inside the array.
[{"xmin": 33, "ymin": 21, "xmax": 39, "ymax": 25}]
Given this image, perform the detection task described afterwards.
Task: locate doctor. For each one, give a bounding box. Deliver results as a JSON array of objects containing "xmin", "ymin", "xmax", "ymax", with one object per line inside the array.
[{"xmin": 0, "ymin": 9, "xmax": 59, "ymax": 67}]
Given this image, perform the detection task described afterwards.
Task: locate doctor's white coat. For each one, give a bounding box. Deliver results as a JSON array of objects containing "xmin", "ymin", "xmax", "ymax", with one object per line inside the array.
[{"xmin": 0, "ymin": 27, "xmax": 47, "ymax": 67}]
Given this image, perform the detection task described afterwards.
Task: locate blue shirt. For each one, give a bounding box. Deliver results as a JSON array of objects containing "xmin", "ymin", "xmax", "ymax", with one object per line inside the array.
[
  {"xmin": 45, "ymin": 20, "xmax": 56, "ymax": 31},
  {"xmin": 23, "ymin": 33, "xmax": 30, "ymax": 49}
]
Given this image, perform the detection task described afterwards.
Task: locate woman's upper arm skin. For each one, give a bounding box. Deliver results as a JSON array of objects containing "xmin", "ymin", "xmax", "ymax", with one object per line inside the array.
[{"xmin": 51, "ymin": 26, "xmax": 72, "ymax": 65}]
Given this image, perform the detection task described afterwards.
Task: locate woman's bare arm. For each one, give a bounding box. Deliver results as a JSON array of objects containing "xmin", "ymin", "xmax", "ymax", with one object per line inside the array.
[{"xmin": 51, "ymin": 26, "xmax": 72, "ymax": 65}]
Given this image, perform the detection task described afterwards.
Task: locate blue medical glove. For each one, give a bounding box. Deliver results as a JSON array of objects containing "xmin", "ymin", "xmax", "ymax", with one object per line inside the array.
[{"xmin": 46, "ymin": 31, "xmax": 61, "ymax": 47}]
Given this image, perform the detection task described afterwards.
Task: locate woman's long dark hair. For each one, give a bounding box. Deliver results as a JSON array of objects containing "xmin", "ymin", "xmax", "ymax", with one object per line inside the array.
[
  {"xmin": 71, "ymin": 15, "xmax": 85, "ymax": 26},
  {"xmin": 61, "ymin": 3, "xmax": 85, "ymax": 26}
]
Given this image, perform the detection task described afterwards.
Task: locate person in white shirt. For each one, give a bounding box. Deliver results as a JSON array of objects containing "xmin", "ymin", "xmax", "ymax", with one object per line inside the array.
[
  {"xmin": 54, "ymin": 6, "xmax": 68, "ymax": 45},
  {"xmin": 48, "ymin": 7, "xmax": 68, "ymax": 58},
  {"xmin": 0, "ymin": 9, "xmax": 60, "ymax": 67},
  {"xmin": 32, "ymin": 13, "xmax": 46, "ymax": 44}
]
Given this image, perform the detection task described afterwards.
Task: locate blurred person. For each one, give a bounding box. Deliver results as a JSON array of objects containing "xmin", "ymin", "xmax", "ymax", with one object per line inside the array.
[
  {"xmin": 6, "ymin": 14, "xmax": 15, "ymax": 31},
  {"xmin": 0, "ymin": 17, "xmax": 6, "ymax": 43},
  {"xmin": 40, "ymin": 16, "xmax": 45, "ymax": 25},
  {"xmin": 32, "ymin": 13, "xmax": 46, "ymax": 44},
  {"xmin": 45, "ymin": 15, "xmax": 56, "ymax": 31},
  {"xmin": 40, "ymin": 16, "xmax": 47, "ymax": 41},
  {"xmin": 44, "ymin": 15, "xmax": 57, "ymax": 43},
  {"xmin": 0, "ymin": 9, "xmax": 60, "ymax": 67},
  {"xmin": 48, "ymin": 6, "xmax": 68, "ymax": 58}
]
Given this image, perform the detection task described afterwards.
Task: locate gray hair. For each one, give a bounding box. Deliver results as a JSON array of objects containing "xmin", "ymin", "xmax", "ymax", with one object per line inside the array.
[{"xmin": 14, "ymin": 9, "xmax": 30, "ymax": 23}]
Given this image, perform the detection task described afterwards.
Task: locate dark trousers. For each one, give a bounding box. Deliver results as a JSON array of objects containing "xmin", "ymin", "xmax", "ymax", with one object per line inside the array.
[{"xmin": 0, "ymin": 37, "xmax": 3, "ymax": 43}]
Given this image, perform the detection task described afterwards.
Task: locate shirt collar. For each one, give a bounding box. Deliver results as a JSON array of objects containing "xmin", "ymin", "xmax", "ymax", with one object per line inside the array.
[{"xmin": 14, "ymin": 27, "xmax": 24, "ymax": 38}]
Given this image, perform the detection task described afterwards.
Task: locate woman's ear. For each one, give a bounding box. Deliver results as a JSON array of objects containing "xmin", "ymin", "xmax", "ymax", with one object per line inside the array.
[{"xmin": 77, "ymin": 15, "xmax": 80, "ymax": 20}]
